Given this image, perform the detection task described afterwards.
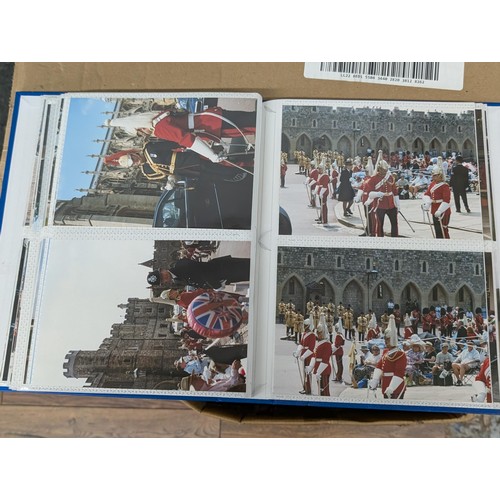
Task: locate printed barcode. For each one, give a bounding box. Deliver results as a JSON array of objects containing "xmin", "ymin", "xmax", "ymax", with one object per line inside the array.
[{"xmin": 319, "ymin": 62, "xmax": 441, "ymax": 81}]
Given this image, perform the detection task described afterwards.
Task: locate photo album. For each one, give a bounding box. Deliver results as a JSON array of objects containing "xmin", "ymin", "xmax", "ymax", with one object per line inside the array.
[{"xmin": 1, "ymin": 91, "xmax": 500, "ymax": 415}]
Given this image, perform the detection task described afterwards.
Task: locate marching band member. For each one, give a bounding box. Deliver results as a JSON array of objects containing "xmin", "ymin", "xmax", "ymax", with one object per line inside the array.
[
  {"xmin": 342, "ymin": 306, "xmax": 355, "ymax": 340},
  {"xmin": 293, "ymin": 310, "xmax": 305, "ymax": 344},
  {"xmin": 357, "ymin": 312, "xmax": 368, "ymax": 342}
]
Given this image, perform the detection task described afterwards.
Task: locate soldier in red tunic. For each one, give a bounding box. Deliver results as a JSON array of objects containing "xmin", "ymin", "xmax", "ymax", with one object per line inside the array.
[
  {"xmin": 293, "ymin": 317, "xmax": 317, "ymax": 394},
  {"xmin": 314, "ymin": 165, "xmax": 331, "ymax": 224},
  {"xmin": 421, "ymin": 159, "xmax": 451, "ymax": 239},
  {"xmin": 310, "ymin": 315, "xmax": 333, "ymax": 396},
  {"xmin": 368, "ymin": 315, "xmax": 407, "ymax": 399},
  {"xmin": 471, "ymin": 357, "xmax": 492, "ymax": 403},
  {"xmin": 393, "ymin": 305, "xmax": 402, "ymax": 338},
  {"xmin": 429, "ymin": 306, "xmax": 437, "ymax": 337},
  {"xmin": 474, "ymin": 307, "xmax": 485, "ymax": 335},
  {"xmin": 330, "ymin": 165, "xmax": 339, "ymax": 199},
  {"xmin": 105, "ymin": 106, "xmax": 256, "ymax": 164},
  {"xmin": 366, "ymin": 313, "xmax": 380, "ymax": 341},
  {"xmin": 362, "ymin": 150, "xmax": 399, "ymax": 237},
  {"xmin": 421, "ymin": 307, "xmax": 433, "ymax": 338}
]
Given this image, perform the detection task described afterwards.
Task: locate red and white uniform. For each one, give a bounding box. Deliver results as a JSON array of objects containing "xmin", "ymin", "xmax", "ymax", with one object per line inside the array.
[
  {"xmin": 153, "ymin": 107, "xmax": 255, "ymax": 149},
  {"xmin": 474, "ymin": 357, "xmax": 492, "ymax": 403},
  {"xmin": 376, "ymin": 348, "xmax": 407, "ymax": 399},
  {"xmin": 361, "ymin": 175, "xmax": 377, "ymax": 235},
  {"xmin": 363, "ymin": 172, "xmax": 399, "ymax": 237},
  {"xmin": 366, "ymin": 326, "xmax": 380, "ymax": 341},
  {"xmin": 307, "ymin": 168, "xmax": 319, "ymax": 207},
  {"xmin": 297, "ymin": 330, "xmax": 316, "ymax": 394},
  {"xmin": 423, "ymin": 181, "xmax": 451, "ymax": 239},
  {"xmin": 104, "ymin": 149, "xmax": 143, "ymax": 167},
  {"xmin": 330, "ymin": 169, "xmax": 339, "ymax": 198},
  {"xmin": 312, "ymin": 339, "xmax": 332, "ymax": 396},
  {"xmin": 299, "ymin": 331, "xmax": 316, "ymax": 365},
  {"xmin": 315, "ymin": 172, "xmax": 331, "ymax": 223},
  {"xmin": 363, "ymin": 173, "xmax": 398, "ymax": 210}
]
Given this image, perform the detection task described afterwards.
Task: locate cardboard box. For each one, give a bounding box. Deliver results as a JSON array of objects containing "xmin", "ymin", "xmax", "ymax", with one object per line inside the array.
[{"xmin": 2, "ymin": 62, "xmax": 497, "ymax": 429}]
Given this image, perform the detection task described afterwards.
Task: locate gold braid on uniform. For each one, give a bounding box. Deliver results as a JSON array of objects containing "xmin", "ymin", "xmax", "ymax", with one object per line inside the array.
[
  {"xmin": 141, "ymin": 145, "xmax": 177, "ymax": 180},
  {"xmin": 382, "ymin": 351, "xmax": 406, "ymax": 364}
]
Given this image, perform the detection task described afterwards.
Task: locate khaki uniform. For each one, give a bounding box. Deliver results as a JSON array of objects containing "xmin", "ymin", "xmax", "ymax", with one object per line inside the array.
[
  {"xmin": 311, "ymin": 306, "xmax": 321, "ymax": 329},
  {"xmin": 343, "ymin": 309, "xmax": 354, "ymax": 340},
  {"xmin": 285, "ymin": 310, "xmax": 296, "ymax": 338},
  {"xmin": 357, "ymin": 314, "xmax": 368, "ymax": 341},
  {"xmin": 293, "ymin": 313, "xmax": 304, "ymax": 343},
  {"xmin": 278, "ymin": 301, "xmax": 286, "ymax": 323}
]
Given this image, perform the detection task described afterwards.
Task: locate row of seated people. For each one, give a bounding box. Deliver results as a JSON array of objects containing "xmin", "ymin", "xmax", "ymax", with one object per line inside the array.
[
  {"xmin": 404, "ymin": 337, "xmax": 485, "ymax": 386},
  {"xmin": 352, "ymin": 337, "xmax": 486, "ymax": 389}
]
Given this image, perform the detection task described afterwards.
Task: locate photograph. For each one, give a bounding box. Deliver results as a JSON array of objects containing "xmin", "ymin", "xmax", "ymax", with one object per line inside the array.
[
  {"xmin": 278, "ymin": 101, "xmax": 487, "ymax": 240},
  {"xmin": 274, "ymin": 245, "xmax": 497, "ymax": 404},
  {"xmin": 27, "ymin": 238, "xmax": 251, "ymax": 394},
  {"xmin": 52, "ymin": 95, "xmax": 258, "ymax": 229}
]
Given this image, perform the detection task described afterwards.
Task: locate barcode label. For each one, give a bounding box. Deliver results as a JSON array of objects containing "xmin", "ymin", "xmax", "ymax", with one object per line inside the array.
[{"xmin": 304, "ymin": 62, "xmax": 464, "ymax": 90}]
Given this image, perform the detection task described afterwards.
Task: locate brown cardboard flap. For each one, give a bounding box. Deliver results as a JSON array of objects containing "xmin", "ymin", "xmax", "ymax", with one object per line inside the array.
[
  {"xmin": 184, "ymin": 400, "xmax": 472, "ymax": 426},
  {"xmin": 11, "ymin": 62, "xmax": 500, "ymax": 102}
]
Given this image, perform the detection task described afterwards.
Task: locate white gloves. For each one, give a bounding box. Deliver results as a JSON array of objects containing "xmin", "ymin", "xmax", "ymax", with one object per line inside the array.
[
  {"xmin": 435, "ymin": 201, "xmax": 450, "ymax": 219},
  {"xmin": 315, "ymin": 362, "xmax": 328, "ymax": 378},
  {"xmin": 300, "ymin": 348, "xmax": 312, "ymax": 361},
  {"xmin": 368, "ymin": 368, "xmax": 383, "ymax": 390},
  {"xmin": 421, "ymin": 195, "xmax": 431, "ymax": 211},
  {"xmin": 471, "ymin": 380, "xmax": 487, "ymax": 403},
  {"xmin": 385, "ymin": 376, "xmax": 404, "ymax": 398},
  {"xmin": 368, "ymin": 191, "xmax": 384, "ymax": 200},
  {"xmin": 188, "ymin": 137, "xmax": 221, "ymax": 163}
]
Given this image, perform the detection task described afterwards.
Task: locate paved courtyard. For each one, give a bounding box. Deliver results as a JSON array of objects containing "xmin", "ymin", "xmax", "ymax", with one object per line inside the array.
[{"xmin": 279, "ymin": 165, "xmax": 485, "ymax": 239}]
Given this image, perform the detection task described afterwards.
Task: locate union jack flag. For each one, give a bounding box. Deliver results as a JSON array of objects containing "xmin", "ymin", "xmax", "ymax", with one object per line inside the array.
[{"xmin": 187, "ymin": 291, "xmax": 243, "ymax": 338}]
